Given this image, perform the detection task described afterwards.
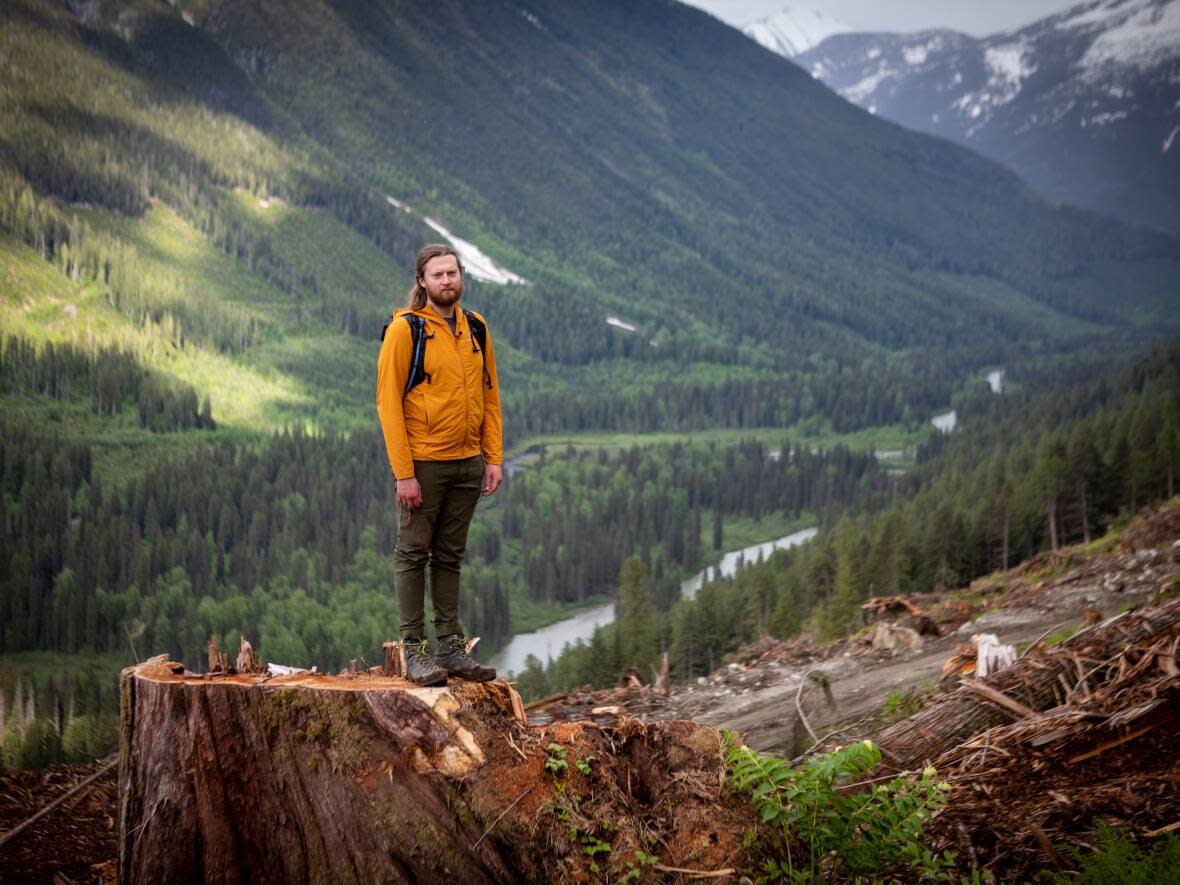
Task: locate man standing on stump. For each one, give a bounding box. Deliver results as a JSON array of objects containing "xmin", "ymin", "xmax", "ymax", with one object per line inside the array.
[{"xmin": 377, "ymin": 243, "xmax": 503, "ymax": 685}]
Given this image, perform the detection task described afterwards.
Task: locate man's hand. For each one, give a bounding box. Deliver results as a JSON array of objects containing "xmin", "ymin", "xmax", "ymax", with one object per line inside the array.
[
  {"xmin": 396, "ymin": 477, "xmax": 422, "ymax": 510},
  {"xmin": 482, "ymin": 463, "xmax": 503, "ymax": 497}
]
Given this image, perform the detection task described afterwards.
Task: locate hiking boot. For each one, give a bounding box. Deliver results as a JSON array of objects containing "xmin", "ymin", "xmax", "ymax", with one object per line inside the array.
[
  {"xmin": 404, "ymin": 638, "xmax": 448, "ymax": 686},
  {"xmin": 434, "ymin": 634, "xmax": 497, "ymax": 682}
]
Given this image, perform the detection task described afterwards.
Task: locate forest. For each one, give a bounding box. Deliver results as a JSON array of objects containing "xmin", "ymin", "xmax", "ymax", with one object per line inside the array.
[{"xmin": 512, "ymin": 338, "xmax": 1180, "ymax": 698}]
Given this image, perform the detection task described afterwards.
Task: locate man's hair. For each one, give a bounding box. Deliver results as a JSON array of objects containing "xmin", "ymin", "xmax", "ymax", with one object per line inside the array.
[{"xmin": 407, "ymin": 243, "xmax": 464, "ymax": 310}]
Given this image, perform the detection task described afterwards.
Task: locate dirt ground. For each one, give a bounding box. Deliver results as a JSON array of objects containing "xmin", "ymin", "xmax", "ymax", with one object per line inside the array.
[{"xmin": 0, "ymin": 760, "xmax": 117, "ymax": 884}]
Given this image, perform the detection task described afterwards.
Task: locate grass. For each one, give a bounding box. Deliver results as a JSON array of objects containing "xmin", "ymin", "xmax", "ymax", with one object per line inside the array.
[
  {"xmin": 507, "ymin": 422, "xmax": 924, "ymax": 460},
  {"xmin": 702, "ymin": 511, "xmax": 816, "ymax": 557},
  {"xmin": 221, "ymin": 189, "xmax": 410, "ymax": 303}
]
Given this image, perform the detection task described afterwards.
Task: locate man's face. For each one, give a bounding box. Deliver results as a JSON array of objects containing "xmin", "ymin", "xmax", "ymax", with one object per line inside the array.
[{"xmin": 420, "ymin": 254, "xmax": 463, "ymax": 309}]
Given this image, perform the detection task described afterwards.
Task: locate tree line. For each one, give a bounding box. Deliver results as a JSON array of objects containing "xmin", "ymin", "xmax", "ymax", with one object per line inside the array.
[{"xmin": 1, "ymin": 335, "xmax": 213, "ymax": 431}]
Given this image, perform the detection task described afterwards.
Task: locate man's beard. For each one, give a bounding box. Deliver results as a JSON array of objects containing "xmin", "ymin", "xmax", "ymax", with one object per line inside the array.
[{"xmin": 428, "ymin": 282, "xmax": 462, "ymax": 309}]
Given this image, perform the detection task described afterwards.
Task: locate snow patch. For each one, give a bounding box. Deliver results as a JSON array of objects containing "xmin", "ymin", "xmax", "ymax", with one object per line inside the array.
[
  {"xmin": 519, "ymin": 9, "xmax": 545, "ymax": 32},
  {"xmin": 743, "ymin": 6, "xmax": 852, "ymax": 57},
  {"xmin": 383, "ymin": 195, "xmax": 527, "ymax": 286},
  {"xmin": 984, "ymin": 41, "xmax": 1036, "ymax": 103},
  {"xmin": 1165, "ymin": 125, "xmax": 1180, "ymax": 152},
  {"xmin": 932, "ymin": 410, "xmax": 957, "ymax": 433},
  {"xmin": 423, "ymin": 218, "xmax": 528, "ymax": 285},
  {"xmin": 843, "ymin": 68, "xmax": 891, "ymax": 103},
  {"xmin": 867, "ymin": 46, "xmax": 882, "ymax": 60},
  {"xmin": 1078, "ymin": 0, "xmax": 1180, "ymax": 75},
  {"xmin": 903, "ymin": 45, "xmax": 928, "ymax": 65},
  {"xmin": 1085, "ymin": 110, "xmax": 1130, "ymax": 125},
  {"xmin": 605, "ymin": 315, "xmax": 639, "ymax": 333}
]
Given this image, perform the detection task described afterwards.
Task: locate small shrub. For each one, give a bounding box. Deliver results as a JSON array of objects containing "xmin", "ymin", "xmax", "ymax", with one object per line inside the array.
[{"xmin": 544, "ymin": 742, "xmax": 568, "ymax": 776}]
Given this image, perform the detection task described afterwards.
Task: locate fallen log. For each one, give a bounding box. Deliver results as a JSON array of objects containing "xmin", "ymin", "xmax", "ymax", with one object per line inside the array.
[
  {"xmin": 868, "ymin": 596, "xmax": 1180, "ymax": 770},
  {"xmin": 118, "ymin": 655, "xmax": 756, "ymax": 883}
]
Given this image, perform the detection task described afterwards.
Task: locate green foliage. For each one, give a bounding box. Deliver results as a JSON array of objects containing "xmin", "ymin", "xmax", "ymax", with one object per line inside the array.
[
  {"xmin": 544, "ymin": 743, "xmax": 569, "ymax": 776},
  {"xmin": 726, "ymin": 736, "xmax": 953, "ymax": 882},
  {"xmin": 1052, "ymin": 823, "xmax": 1180, "ymax": 885}
]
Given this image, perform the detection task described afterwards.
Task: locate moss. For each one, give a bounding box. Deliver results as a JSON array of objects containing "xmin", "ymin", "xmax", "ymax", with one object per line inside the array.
[{"xmin": 260, "ymin": 687, "xmax": 373, "ymax": 774}]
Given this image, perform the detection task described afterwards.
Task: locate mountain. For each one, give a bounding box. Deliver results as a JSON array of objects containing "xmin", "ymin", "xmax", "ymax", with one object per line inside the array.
[
  {"xmin": 743, "ymin": 5, "xmax": 851, "ymax": 57},
  {"xmin": 793, "ymin": 0, "xmax": 1180, "ymax": 235},
  {"xmin": 1, "ymin": 0, "xmax": 1178, "ymax": 449}
]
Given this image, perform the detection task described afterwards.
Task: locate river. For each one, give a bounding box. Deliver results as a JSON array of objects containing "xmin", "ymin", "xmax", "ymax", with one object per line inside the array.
[{"xmin": 488, "ymin": 525, "xmax": 819, "ymax": 676}]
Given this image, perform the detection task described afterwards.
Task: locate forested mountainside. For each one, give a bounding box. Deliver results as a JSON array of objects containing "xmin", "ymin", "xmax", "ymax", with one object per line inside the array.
[
  {"xmin": 794, "ymin": 0, "xmax": 1180, "ymax": 235},
  {"xmin": 2, "ymin": 0, "xmax": 1178, "ymax": 445},
  {"xmin": 515, "ymin": 336, "xmax": 1180, "ymax": 697}
]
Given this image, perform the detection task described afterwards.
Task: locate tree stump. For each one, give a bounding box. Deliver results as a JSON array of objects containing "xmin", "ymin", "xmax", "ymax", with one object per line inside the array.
[{"xmin": 118, "ymin": 657, "xmax": 756, "ymax": 883}]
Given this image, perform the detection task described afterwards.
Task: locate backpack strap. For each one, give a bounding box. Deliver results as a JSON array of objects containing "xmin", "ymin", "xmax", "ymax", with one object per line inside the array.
[
  {"xmin": 402, "ymin": 314, "xmax": 431, "ymax": 397},
  {"xmin": 463, "ymin": 309, "xmax": 492, "ymax": 390}
]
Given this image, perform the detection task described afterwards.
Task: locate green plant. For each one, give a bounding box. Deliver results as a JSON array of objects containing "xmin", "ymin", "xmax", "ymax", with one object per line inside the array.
[
  {"xmin": 726, "ymin": 735, "xmax": 953, "ymax": 882},
  {"xmin": 575, "ymin": 754, "xmax": 596, "ymax": 775},
  {"xmin": 1051, "ymin": 822, "xmax": 1180, "ymax": 884},
  {"xmin": 545, "ymin": 742, "xmax": 569, "ymax": 776},
  {"xmin": 615, "ymin": 849, "xmax": 659, "ymax": 883}
]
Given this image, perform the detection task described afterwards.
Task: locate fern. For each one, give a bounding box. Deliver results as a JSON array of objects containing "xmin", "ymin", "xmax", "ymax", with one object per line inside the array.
[
  {"xmin": 1053, "ymin": 823, "xmax": 1180, "ymax": 885},
  {"xmin": 726, "ymin": 735, "xmax": 953, "ymax": 882}
]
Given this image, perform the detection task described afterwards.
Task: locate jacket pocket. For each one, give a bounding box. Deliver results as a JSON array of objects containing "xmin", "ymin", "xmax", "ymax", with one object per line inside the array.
[{"xmin": 404, "ymin": 388, "xmax": 429, "ymax": 441}]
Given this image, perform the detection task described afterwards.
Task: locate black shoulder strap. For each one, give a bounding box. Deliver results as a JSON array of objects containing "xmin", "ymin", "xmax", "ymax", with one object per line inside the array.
[
  {"xmin": 463, "ymin": 310, "xmax": 492, "ymax": 390},
  {"xmin": 403, "ymin": 314, "xmax": 431, "ymax": 397}
]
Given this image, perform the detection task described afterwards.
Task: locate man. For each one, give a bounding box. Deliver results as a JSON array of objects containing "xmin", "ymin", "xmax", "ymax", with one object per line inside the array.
[{"xmin": 376, "ymin": 243, "xmax": 503, "ymax": 685}]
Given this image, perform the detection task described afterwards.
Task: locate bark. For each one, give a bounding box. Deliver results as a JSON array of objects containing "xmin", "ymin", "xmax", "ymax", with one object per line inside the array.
[
  {"xmin": 119, "ymin": 658, "xmax": 754, "ymax": 884},
  {"xmin": 867, "ymin": 597, "xmax": 1180, "ymax": 771}
]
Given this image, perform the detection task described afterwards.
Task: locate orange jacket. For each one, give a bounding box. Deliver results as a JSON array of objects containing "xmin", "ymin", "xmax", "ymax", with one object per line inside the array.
[{"xmin": 376, "ymin": 305, "xmax": 503, "ymax": 480}]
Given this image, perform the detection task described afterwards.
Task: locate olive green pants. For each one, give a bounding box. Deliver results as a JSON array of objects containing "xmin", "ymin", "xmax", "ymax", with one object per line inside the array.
[{"xmin": 394, "ymin": 455, "xmax": 483, "ymax": 640}]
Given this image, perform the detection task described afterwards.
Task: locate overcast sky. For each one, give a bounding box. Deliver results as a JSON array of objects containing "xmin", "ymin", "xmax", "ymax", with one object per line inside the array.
[{"xmin": 680, "ymin": 0, "xmax": 1086, "ymax": 37}]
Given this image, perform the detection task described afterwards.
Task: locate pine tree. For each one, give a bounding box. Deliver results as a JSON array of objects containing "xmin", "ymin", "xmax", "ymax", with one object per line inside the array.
[{"xmin": 617, "ymin": 557, "xmax": 657, "ymax": 676}]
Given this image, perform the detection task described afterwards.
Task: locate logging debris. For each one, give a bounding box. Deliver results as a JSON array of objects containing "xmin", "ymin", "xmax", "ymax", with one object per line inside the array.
[
  {"xmin": 0, "ymin": 761, "xmax": 118, "ymax": 884},
  {"xmin": 923, "ymin": 608, "xmax": 1180, "ymax": 882}
]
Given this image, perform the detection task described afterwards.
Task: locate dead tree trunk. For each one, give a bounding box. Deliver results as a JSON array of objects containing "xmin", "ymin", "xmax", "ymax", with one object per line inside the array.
[
  {"xmin": 868, "ymin": 597, "xmax": 1180, "ymax": 771},
  {"xmin": 119, "ymin": 658, "xmax": 755, "ymax": 884}
]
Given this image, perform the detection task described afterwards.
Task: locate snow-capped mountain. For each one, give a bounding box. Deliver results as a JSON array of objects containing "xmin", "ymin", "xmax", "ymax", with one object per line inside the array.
[
  {"xmin": 791, "ymin": 0, "xmax": 1180, "ymax": 235},
  {"xmin": 743, "ymin": 6, "xmax": 851, "ymax": 58}
]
